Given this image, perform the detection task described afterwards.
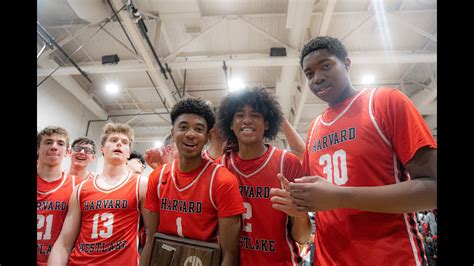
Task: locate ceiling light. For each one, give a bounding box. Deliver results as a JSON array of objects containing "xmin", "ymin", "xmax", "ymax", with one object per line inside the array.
[
  {"xmin": 228, "ymin": 78, "xmax": 244, "ymax": 92},
  {"xmin": 105, "ymin": 83, "xmax": 119, "ymax": 94},
  {"xmin": 154, "ymin": 141, "xmax": 163, "ymax": 148},
  {"xmin": 361, "ymin": 74, "xmax": 375, "ymax": 84}
]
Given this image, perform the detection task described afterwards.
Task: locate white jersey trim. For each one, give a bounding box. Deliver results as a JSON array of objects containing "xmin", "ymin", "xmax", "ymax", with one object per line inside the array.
[
  {"xmin": 92, "ymin": 171, "xmax": 132, "ymax": 193},
  {"xmin": 76, "ymin": 178, "xmax": 87, "ymax": 203},
  {"xmin": 280, "ymin": 150, "xmax": 287, "ymax": 178},
  {"xmin": 37, "ymin": 171, "xmax": 67, "ymax": 195},
  {"xmin": 403, "ymin": 213, "xmax": 422, "ymax": 266},
  {"xmin": 171, "ymin": 160, "xmax": 212, "ymax": 192},
  {"xmin": 306, "ymin": 116, "xmax": 321, "ymax": 152},
  {"xmin": 320, "ymin": 88, "xmax": 366, "ymax": 126},
  {"xmin": 230, "ymin": 146, "xmax": 276, "ymax": 178},
  {"xmin": 209, "ymin": 165, "xmax": 221, "ymax": 210},
  {"xmin": 157, "ymin": 164, "xmax": 168, "ymax": 199},
  {"xmin": 368, "ymin": 88, "xmax": 392, "ymax": 147},
  {"xmin": 135, "ymin": 174, "xmax": 141, "ymax": 210}
]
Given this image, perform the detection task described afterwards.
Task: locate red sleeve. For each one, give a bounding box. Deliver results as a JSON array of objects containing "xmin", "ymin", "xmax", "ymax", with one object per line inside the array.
[
  {"xmin": 283, "ymin": 151, "xmax": 305, "ymax": 182},
  {"xmin": 145, "ymin": 165, "xmax": 166, "ymax": 212},
  {"xmin": 373, "ymin": 88, "xmax": 437, "ymax": 165},
  {"xmin": 212, "ymin": 166, "xmax": 245, "ymax": 218}
]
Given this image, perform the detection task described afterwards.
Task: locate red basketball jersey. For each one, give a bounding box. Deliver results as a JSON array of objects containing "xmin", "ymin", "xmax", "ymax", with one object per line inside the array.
[
  {"xmin": 303, "ymin": 88, "xmax": 437, "ymax": 266},
  {"xmin": 146, "ymin": 159, "xmax": 245, "ymax": 242},
  {"xmin": 220, "ymin": 145, "xmax": 304, "ymax": 266},
  {"xmin": 69, "ymin": 172, "xmax": 141, "ymax": 265},
  {"xmin": 37, "ymin": 172, "xmax": 82, "ymax": 265}
]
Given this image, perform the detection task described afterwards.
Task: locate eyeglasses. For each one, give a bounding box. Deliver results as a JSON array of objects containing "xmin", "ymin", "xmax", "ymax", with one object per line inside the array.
[{"xmin": 71, "ymin": 146, "xmax": 95, "ymax": 154}]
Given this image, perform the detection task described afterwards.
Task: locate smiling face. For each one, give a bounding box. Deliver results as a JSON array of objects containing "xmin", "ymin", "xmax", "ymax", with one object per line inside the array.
[
  {"xmin": 302, "ymin": 49, "xmax": 354, "ymax": 106},
  {"xmin": 172, "ymin": 113, "xmax": 209, "ymax": 160},
  {"xmin": 69, "ymin": 143, "xmax": 96, "ymax": 169},
  {"xmin": 100, "ymin": 133, "xmax": 131, "ymax": 164},
  {"xmin": 230, "ymin": 105, "xmax": 268, "ymax": 146}
]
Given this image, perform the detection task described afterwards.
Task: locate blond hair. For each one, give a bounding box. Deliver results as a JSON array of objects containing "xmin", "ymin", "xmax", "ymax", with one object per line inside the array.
[{"xmin": 100, "ymin": 123, "xmax": 134, "ymax": 148}]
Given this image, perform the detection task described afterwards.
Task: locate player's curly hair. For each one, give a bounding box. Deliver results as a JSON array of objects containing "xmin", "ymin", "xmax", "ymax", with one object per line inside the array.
[
  {"xmin": 37, "ymin": 126, "xmax": 70, "ymax": 148},
  {"xmin": 217, "ymin": 87, "xmax": 283, "ymax": 146},
  {"xmin": 300, "ymin": 36, "xmax": 348, "ymax": 67},
  {"xmin": 170, "ymin": 97, "xmax": 215, "ymax": 131}
]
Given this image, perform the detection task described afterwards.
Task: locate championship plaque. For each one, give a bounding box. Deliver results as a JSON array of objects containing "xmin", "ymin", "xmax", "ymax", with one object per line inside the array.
[{"xmin": 148, "ymin": 233, "xmax": 221, "ymax": 266}]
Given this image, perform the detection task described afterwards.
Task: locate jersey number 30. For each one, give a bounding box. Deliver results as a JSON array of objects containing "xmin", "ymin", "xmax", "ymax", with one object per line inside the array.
[{"xmin": 319, "ymin": 149, "xmax": 348, "ymax": 185}]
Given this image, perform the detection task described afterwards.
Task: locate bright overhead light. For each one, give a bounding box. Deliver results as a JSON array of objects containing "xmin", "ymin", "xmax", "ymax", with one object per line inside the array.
[
  {"xmin": 154, "ymin": 141, "xmax": 163, "ymax": 148},
  {"xmin": 228, "ymin": 78, "xmax": 244, "ymax": 92},
  {"xmin": 105, "ymin": 83, "xmax": 119, "ymax": 94},
  {"xmin": 361, "ymin": 74, "xmax": 375, "ymax": 84}
]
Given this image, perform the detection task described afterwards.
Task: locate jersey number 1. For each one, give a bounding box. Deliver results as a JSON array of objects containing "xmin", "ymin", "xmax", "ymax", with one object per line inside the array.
[{"xmin": 319, "ymin": 149, "xmax": 348, "ymax": 185}]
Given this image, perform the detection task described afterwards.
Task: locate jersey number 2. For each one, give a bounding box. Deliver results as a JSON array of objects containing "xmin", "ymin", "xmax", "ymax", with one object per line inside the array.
[
  {"xmin": 91, "ymin": 213, "xmax": 114, "ymax": 239},
  {"xmin": 319, "ymin": 149, "xmax": 348, "ymax": 185},
  {"xmin": 242, "ymin": 202, "xmax": 252, "ymax": 232}
]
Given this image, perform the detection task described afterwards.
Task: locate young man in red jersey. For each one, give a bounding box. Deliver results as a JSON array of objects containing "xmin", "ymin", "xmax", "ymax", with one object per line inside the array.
[
  {"xmin": 217, "ymin": 87, "xmax": 311, "ymax": 266},
  {"xmin": 37, "ymin": 126, "xmax": 83, "ymax": 265},
  {"xmin": 141, "ymin": 98, "xmax": 245, "ymax": 266},
  {"xmin": 48, "ymin": 123, "xmax": 148, "ymax": 266},
  {"xmin": 66, "ymin": 137, "xmax": 97, "ymax": 180},
  {"xmin": 274, "ymin": 36, "xmax": 437, "ymax": 265}
]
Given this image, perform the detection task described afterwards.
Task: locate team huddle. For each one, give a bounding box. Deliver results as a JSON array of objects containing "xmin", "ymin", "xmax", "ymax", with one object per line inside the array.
[{"xmin": 37, "ymin": 36, "xmax": 437, "ymax": 266}]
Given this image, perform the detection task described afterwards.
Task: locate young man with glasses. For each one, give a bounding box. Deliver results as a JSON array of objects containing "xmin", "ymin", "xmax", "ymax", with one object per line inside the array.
[{"xmin": 67, "ymin": 137, "xmax": 97, "ymax": 180}]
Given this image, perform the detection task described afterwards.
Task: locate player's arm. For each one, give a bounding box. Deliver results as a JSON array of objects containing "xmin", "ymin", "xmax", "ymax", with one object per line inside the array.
[
  {"xmin": 140, "ymin": 168, "xmax": 162, "ymax": 266},
  {"xmin": 289, "ymin": 146, "xmax": 437, "ymax": 213},
  {"xmin": 139, "ymin": 211, "xmax": 160, "ymax": 266},
  {"xmin": 144, "ymin": 147, "xmax": 163, "ymax": 170},
  {"xmin": 281, "ymin": 118, "xmax": 305, "ymax": 161},
  {"xmin": 218, "ymin": 215, "xmax": 241, "ymax": 266},
  {"xmin": 139, "ymin": 175, "xmax": 150, "ymax": 224},
  {"xmin": 47, "ymin": 186, "xmax": 81, "ymax": 266},
  {"xmin": 342, "ymin": 146, "xmax": 436, "ymax": 212}
]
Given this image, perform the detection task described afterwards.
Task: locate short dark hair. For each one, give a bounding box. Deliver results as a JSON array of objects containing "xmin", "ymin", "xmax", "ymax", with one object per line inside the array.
[
  {"xmin": 300, "ymin": 36, "xmax": 348, "ymax": 67},
  {"xmin": 71, "ymin": 137, "xmax": 96, "ymax": 154},
  {"xmin": 129, "ymin": 150, "xmax": 145, "ymax": 165},
  {"xmin": 170, "ymin": 97, "xmax": 215, "ymax": 131},
  {"xmin": 217, "ymin": 87, "xmax": 283, "ymax": 145}
]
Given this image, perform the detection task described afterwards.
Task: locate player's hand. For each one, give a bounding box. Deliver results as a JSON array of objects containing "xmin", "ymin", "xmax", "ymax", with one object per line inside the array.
[
  {"xmin": 144, "ymin": 147, "xmax": 164, "ymax": 170},
  {"xmin": 270, "ymin": 174, "xmax": 308, "ymax": 218},
  {"xmin": 288, "ymin": 175, "xmax": 344, "ymax": 212}
]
